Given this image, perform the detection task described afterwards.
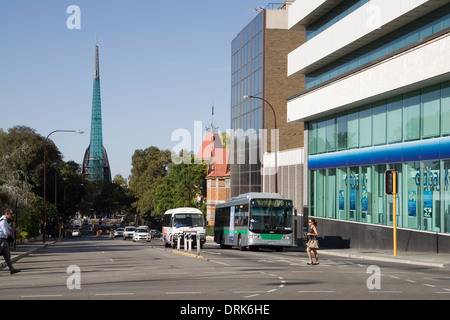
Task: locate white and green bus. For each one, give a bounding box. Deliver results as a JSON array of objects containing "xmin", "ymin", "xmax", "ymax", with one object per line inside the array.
[{"xmin": 214, "ymin": 193, "xmax": 294, "ymax": 251}]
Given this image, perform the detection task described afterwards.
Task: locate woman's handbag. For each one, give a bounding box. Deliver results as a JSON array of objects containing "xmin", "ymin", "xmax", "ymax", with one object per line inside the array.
[{"xmin": 307, "ymin": 239, "xmax": 319, "ymax": 249}]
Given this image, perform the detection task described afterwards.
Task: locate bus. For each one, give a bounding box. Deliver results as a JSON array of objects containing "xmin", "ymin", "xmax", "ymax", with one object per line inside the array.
[
  {"xmin": 162, "ymin": 207, "xmax": 206, "ymax": 248},
  {"xmin": 214, "ymin": 193, "xmax": 293, "ymax": 251}
]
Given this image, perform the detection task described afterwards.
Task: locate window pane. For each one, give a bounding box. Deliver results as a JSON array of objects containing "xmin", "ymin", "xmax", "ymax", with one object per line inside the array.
[
  {"xmin": 404, "ymin": 162, "xmax": 420, "ymax": 230},
  {"xmin": 421, "ymin": 84, "xmax": 440, "ymax": 138},
  {"xmin": 359, "ymin": 107, "xmax": 372, "ymax": 147},
  {"xmin": 309, "ymin": 122, "xmax": 318, "ymax": 155},
  {"xmin": 372, "ymin": 102, "xmax": 386, "ymax": 145},
  {"xmin": 326, "ymin": 168, "xmax": 336, "ymax": 218},
  {"xmin": 337, "ymin": 114, "xmax": 347, "ymax": 150},
  {"xmin": 347, "ymin": 112, "xmax": 359, "ymax": 149},
  {"xmin": 441, "ymin": 81, "xmax": 450, "ymax": 135},
  {"xmin": 317, "ymin": 121, "xmax": 326, "ymax": 153},
  {"xmin": 403, "ymin": 90, "xmax": 421, "ymax": 140},
  {"xmin": 326, "ymin": 118, "xmax": 336, "ymax": 152},
  {"xmin": 387, "ymin": 97, "xmax": 402, "ymax": 143}
]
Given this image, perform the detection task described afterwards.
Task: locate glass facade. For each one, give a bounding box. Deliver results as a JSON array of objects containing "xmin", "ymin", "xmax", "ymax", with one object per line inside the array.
[
  {"xmin": 308, "ymin": 81, "xmax": 450, "ymax": 234},
  {"xmin": 306, "ymin": 3, "xmax": 450, "ymax": 90},
  {"xmin": 230, "ymin": 12, "xmax": 264, "ymax": 196},
  {"xmin": 306, "ymin": 0, "xmax": 370, "ymax": 41}
]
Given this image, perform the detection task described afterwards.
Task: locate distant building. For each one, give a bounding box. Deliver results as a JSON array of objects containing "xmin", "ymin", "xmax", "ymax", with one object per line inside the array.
[
  {"xmin": 196, "ymin": 129, "xmax": 230, "ymax": 225},
  {"xmin": 230, "ymin": 1, "xmax": 305, "ymax": 211},
  {"xmin": 82, "ymin": 44, "xmax": 112, "ymax": 182}
]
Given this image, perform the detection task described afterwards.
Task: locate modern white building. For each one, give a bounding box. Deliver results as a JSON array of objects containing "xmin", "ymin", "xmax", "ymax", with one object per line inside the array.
[{"xmin": 287, "ymin": 0, "xmax": 450, "ymax": 252}]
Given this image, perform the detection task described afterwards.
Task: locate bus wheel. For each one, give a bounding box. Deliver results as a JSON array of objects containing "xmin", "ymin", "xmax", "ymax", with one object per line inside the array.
[{"xmin": 238, "ymin": 235, "xmax": 246, "ymax": 251}]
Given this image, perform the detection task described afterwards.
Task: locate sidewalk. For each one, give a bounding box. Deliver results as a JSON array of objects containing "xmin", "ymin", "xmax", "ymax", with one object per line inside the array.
[
  {"xmin": 287, "ymin": 244, "xmax": 450, "ymax": 269},
  {"xmin": 0, "ymin": 241, "xmax": 51, "ymax": 270}
]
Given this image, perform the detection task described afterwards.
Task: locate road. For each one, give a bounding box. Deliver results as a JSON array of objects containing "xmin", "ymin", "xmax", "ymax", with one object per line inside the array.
[{"xmin": 1, "ymin": 234, "xmax": 449, "ymax": 304}]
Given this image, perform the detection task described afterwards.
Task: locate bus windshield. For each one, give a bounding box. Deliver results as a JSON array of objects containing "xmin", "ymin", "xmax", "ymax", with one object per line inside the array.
[
  {"xmin": 249, "ymin": 199, "xmax": 293, "ymax": 234},
  {"xmin": 173, "ymin": 213, "xmax": 204, "ymax": 228}
]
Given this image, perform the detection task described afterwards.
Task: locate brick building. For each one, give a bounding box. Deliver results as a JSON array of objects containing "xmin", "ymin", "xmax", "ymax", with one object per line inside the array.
[
  {"xmin": 195, "ymin": 131, "xmax": 230, "ymax": 225},
  {"xmin": 230, "ymin": 1, "xmax": 305, "ymax": 212}
]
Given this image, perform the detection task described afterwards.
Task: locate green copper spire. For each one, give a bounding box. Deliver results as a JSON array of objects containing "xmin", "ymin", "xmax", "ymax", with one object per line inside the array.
[{"xmin": 82, "ymin": 43, "xmax": 112, "ymax": 182}]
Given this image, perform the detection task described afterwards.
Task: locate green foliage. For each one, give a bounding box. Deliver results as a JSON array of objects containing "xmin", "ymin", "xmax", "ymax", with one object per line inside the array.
[
  {"xmin": 152, "ymin": 156, "xmax": 207, "ymax": 220},
  {"xmin": 128, "ymin": 147, "xmax": 208, "ymax": 223},
  {"xmin": 128, "ymin": 147, "xmax": 172, "ymax": 216}
]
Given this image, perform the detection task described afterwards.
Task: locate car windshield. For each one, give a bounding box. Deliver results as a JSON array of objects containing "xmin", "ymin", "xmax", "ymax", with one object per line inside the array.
[
  {"xmin": 173, "ymin": 213, "xmax": 204, "ymax": 227},
  {"xmin": 125, "ymin": 227, "xmax": 135, "ymax": 231},
  {"xmin": 136, "ymin": 228, "xmax": 148, "ymax": 233}
]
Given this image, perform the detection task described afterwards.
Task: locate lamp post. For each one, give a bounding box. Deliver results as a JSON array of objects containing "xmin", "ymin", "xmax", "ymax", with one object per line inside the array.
[
  {"xmin": 43, "ymin": 130, "xmax": 84, "ymax": 243},
  {"xmin": 243, "ymin": 95, "xmax": 278, "ymax": 193}
]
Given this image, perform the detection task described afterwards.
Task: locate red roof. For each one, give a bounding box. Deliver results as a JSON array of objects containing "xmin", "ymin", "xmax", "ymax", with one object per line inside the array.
[
  {"xmin": 194, "ymin": 132, "xmax": 222, "ymax": 161},
  {"xmin": 207, "ymin": 148, "xmax": 230, "ymax": 178},
  {"xmin": 195, "ymin": 131, "xmax": 229, "ymax": 178}
]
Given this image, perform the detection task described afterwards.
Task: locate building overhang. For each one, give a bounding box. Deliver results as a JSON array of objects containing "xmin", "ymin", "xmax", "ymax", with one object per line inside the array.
[
  {"xmin": 287, "ymin": 32, "xmax": 450, "ymax": 123},
  {"xmin": 288, "ymin": 0, "xmax": 448, "ymax": 77}
]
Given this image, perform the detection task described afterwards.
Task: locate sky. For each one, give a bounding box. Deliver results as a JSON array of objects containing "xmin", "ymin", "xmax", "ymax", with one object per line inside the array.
[{"xmin": 0, "ymin": 0, "xmax": 275, "ymax": 180}]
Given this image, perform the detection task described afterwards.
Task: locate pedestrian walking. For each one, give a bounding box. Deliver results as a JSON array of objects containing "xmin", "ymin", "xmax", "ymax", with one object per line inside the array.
[
  {"xmin": 0, "ymin": 208, "xmax": 21, "ymax": 275},
  {"xmin": 306, "ymin": 218, "xmax": 319, "ymax": 265}
]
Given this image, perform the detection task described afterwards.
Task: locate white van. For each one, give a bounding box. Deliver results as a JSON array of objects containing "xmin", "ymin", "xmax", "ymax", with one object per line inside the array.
[{"xmin": 162, "ymin": 207, "xmax": 206, "ymax": 248}]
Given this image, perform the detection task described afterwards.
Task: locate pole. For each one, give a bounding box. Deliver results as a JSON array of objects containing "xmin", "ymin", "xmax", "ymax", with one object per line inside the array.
[
  {"xmin": 393, "ymin": 171, "xmax": 397, "ymax": 256},
  {"xmin": 42, "ymin": 129, "xmax": 83, "ymax": 243},
  {"xmin": 244, "ymin": 96, "xmax": 278, "ymax": 193}
]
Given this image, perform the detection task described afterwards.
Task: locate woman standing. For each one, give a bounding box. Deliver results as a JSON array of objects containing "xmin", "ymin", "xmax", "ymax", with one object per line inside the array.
[{"xmin": 306, "ymin": 218, "xmax": 319, "ymax": 265}]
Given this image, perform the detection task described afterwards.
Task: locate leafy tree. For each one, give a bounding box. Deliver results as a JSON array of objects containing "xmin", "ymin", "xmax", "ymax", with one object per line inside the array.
[
  {"xmin": 0, "ymin": 126, "xmax": 62, "ymax": 196},
  {"xmin": 152, "ymin": 154, "xmax": 207, "ymax": 220},
  {"xmin": 128, "ymin": 147, "xmax": 172, "ymax": 217}
]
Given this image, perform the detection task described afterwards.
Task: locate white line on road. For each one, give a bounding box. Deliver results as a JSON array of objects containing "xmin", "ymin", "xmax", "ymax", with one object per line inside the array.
[
  {"xmin": 95, "ymin": 293, "xmax": 134, "ymax": 296},
  {"xmin": 165, "ymin": 291, "xmax": 202, "ymax": 295},
  {"xmin": 209, "ymin": 260, "xmax": 231, "ymax": 266},
  {"xmin": 298, "ymin": 291, "xmax": 336, "ymax": 293},
  {"xmin": 21, "ymin": 295, "xmax": 63, "ymax": 298},
  {"xmin": 234, "ymin": 291, "xmax": 266, "ymax": 294}
]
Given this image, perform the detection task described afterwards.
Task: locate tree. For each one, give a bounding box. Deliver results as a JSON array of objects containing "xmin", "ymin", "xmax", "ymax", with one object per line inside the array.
[
  {"xmin": 152, "ymin": 154, "xmax": 207, "ymax": 220},
  {"xmin": 0, "ymin": 126, "xmax": 86, "ymax": 237},
  {"xmin": 128, "ymin": 147, "xmax": 172, "ymax": 217},
  {"xmin": 0, "ymin": 126, "xmax": 63, "ymax": 200}
]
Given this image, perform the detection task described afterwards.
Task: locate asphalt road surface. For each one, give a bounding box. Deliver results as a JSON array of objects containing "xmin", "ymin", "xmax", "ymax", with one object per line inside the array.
[{"xmin": 1, "ymin": 234, "xmax": 449, "ymax": 303}]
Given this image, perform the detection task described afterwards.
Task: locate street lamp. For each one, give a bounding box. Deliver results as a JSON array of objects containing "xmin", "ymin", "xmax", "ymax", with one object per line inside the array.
[
  {"xmin": 43, "ymin": 130, "xmax": 84, "ymax": 243},
  {"xmin": 243, "ymin": 95, "xmax": 278, "ymax": 193}
]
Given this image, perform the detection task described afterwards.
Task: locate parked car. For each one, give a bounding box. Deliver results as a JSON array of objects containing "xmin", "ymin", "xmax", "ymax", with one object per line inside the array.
[
  {"xmin": 113, "ymin": 227, "xmax": 124, "ymax": 238},
  {"xmin": 150, "ymin": 229, "xmax": 162, "ymax": 239},
  {"xmin": 72, "ymin": 228, "xmax": 81, "ymax": 237},
  {"xmin": 133, "ymin": 227, "xmax": 151, "ymax": 242},
  {"xmin": 122, "ymin": 226, "xmax": 136, "ymax": 240}
]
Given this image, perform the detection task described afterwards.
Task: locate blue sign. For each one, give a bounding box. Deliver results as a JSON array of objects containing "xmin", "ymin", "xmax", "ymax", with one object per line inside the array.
[
  {"xmin": 423, "ymin": 190, "xmax": 433, "ymax": 218},
  {"xmin": 339, "ymin": 190, "xmax": 345, "ymax": 210},
  {"xmin": 408, "ymin": 191, "xmax": 416, "ymax": 217}
]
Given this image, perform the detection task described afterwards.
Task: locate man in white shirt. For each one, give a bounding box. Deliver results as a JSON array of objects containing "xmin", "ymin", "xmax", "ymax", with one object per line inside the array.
[{"xmin": 0, "ymin": 208, "xmax": 21, "ymax": 275}]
